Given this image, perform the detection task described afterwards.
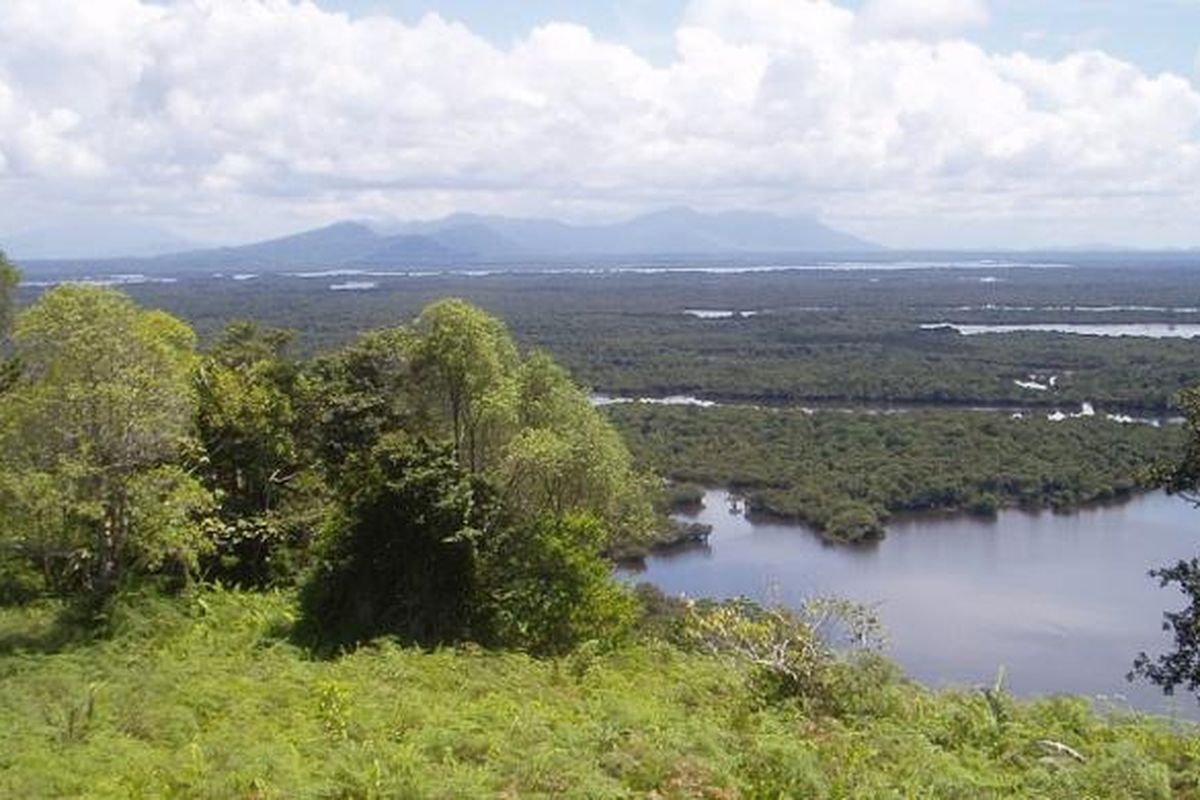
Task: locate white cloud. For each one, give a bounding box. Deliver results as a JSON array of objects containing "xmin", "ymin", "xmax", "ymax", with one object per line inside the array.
[
  {"xmin": 858, "ymin": 0, "xmax": 990, "ymax": 41},
  {"xmin": 0, "ymin": 0, "xmax": 1198, "ymax": 247}
]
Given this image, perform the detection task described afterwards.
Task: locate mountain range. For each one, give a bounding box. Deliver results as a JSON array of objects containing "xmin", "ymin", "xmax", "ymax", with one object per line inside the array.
[{"xmin": 6, "ymin": 208, "xmax": 881, "ymax": 271}]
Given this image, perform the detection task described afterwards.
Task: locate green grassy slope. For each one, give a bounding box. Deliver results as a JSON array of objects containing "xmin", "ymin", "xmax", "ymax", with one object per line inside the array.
[{"xmin": 2, "ymin": 590, "xmax": 1197, "ymax": 799}]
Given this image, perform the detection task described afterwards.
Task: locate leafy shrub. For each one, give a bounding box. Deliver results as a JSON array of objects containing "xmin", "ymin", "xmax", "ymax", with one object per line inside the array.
[
  {"xmin": 298, "ymin": 438, "xmax": 486, "ymax": 650},
  {"xmin": 683, "ymin": 596, "xmax": 884, "ymax": 708},
  {"xmin": 479, "ymin": 514, "xmax": 638, "ymax": 656}
]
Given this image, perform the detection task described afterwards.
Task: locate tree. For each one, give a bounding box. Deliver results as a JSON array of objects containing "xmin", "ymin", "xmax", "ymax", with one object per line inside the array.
[
  {"xmin": 499, "ymin": 351, "xmax": 656, "ymax": 546},
  {"xmin": 0, "ymin": 249, "xmax": 19, "ymax": 393},
  {"xmin": 195, "ymin": 322, "xmax": 320, "ymax": 585},
  {"xmin": 1133, "ymin": 387, "xmax": 1200, "ymax": 697},
  {"xmin": 1155, "ymin": 387, "xmax": 1200, "ymax": 505},
  {"xmin": 196, "ymin": 322, "xmax": 301, "ymax": 518},
  {"xmin": 0, "ymin": 248, "xmax": 17, "ymax": 340},
  {"xmin": 297, "ymin": 302, "xmax": 657, "ymax": 653},
  {"xmin": 685, "ymin": 596, "xmax": 883, "ymax": 705},
  {"xmin": 302, "ymin": 327, "xmax": 418, "ymax": 479},
  {"xmin": 0, "ymin": 286, "xmax": 207, "ymax": 597},
  {"xmin": 298, "ymin": 438, "xmax": 491, "ymax": 649},
  {"xmin": 411, "ymin": 299, "xmax": 519, "ymax": 473}
]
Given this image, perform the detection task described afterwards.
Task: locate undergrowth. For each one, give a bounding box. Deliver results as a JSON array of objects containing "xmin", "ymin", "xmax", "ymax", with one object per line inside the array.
[{"xmin": 1, "ymin": 589, "xmax": 1197, "ymax": 798}]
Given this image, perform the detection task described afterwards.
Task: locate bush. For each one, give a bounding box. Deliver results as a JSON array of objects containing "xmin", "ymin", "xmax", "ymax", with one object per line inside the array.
[
  {"xmin": 479, "ymin": 514, "xmax": 638, "ymax": 656},
  {"xmin": 825, "ymin": 502, "xmax": 886, "ymax": 542},
  {"xmin": 684, "ymin": 596, "xmax": 884, "ymax": 708},
  {"xmin": 298, "ymin": 438, "xmax": 486, "ymax": 650}
]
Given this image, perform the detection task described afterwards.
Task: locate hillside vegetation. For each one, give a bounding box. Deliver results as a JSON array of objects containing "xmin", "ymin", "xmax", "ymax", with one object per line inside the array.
[
  {"xmin": 2, "ymin": 590, "xmax": 1198, "ymax": 799},
  {"xmin": 2, "ymin": 275, "xmax": 1199, "ymax": 797}
]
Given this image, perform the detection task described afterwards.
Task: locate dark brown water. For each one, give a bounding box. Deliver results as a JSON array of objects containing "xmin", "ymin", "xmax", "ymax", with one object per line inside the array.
[{"xmin": 620, "ymin": 489, "xmax": 1200, "ymax": 718}]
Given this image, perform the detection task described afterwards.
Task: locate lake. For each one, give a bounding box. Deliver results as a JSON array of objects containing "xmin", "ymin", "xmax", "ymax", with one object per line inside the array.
[
  {"xmin": 620, "ymin": 489, "xmax": 1200, "ymax": 718},
  {"xmin": 923, "ymin": 322, "xmax": 1200, "ymax": 339}
]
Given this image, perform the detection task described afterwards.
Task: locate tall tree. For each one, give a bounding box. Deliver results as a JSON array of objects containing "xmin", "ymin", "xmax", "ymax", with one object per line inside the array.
[
  {"xmin": 0, "ymin": 249, "xmax": 17, "ymax": 337},
  {"xmin": 500, "ymin": 351, "xmax": 656, "ymax": 545},
  {"xmin": 195, "ymin": 322, "xmax": 318, "ymax": 585},
  {"xmin": 0, "ymin": 249, "xmax": 19, "ymax": 392},
  {"xmin": 303, "ymin": 327, "xmax": 418, "ymax": 479},
  {"xmin": 411, "ymin": 299, "xmax": 519, "ymax": 473},
  {"xmin": 0, "ymin": 286, "xmax": 206, "ymax": 596}
]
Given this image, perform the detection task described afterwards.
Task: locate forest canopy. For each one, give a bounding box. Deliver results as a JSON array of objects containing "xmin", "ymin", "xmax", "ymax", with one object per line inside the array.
[
  {"xmin": 0, "ymin": 287, "xmax": 655, "ymax": 653},
  {"xmin": 609, "ymin": 404, "xmax": 1179, "ymax": 541},
  {"xmin": 2, "ymin": 279, "xmax": 1199, "ymax": 796}
]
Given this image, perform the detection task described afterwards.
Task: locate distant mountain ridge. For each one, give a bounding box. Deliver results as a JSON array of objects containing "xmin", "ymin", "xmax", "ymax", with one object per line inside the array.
[
  {"xmin": 391, "ymin": 207, "xmax": 878, "ymax": 257},
  {"xmin": 9, "ymin": 208, "xmax": 882, "ymax": 271}
]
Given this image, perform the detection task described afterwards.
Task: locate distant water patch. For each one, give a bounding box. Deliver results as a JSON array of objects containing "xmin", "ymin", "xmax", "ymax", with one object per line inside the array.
[
  {"xmin": 290, "ymin": 269, "xmax": 441, "ymax": 279},
  {"xmin": 21, "ymin": 274, "xmax": 177, "ymax": 288},
  {"xmin": 329, "ymin": 281, "xmax": 378, "ymax": 292},
  {"xmin": 923, "ymin": 322, "xmax": 1200, "ymax": 339},
  {"xmin": 590, "ymin": 394, "xmax": 719, "ymax": 408},
  {"xmin": 682, "ymin": 309, "xmax": 760, "ymax": 319},
  {"xmin": 953, "ymin": 305, "xmax": 1200, "ymax": 314}
]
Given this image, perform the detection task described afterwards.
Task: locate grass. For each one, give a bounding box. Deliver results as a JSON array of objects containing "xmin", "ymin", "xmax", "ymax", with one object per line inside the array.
[{"xmin": 1, "ymin": 589, "xmax": 1198, "ymax": 798}]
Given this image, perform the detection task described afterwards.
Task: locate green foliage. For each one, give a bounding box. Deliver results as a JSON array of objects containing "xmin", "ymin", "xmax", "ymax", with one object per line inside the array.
[
  {"xmin": 501, "ymin": 351, "xmax": 657, "ymax": 546},
  {"xmin": 684, "ymin": 596, "xmax": 885, "ymax": 707},
  {"xmin": 1, "ymin": 289, "xmax": 656, "ymax": 662},
  {"xmin": 194, "ymin": 322, "xmax": 321, "ymax": 586},
  {"xmin": 302, "ymin": 326, "xmax": 417, "ymax": 479},
  {"xmin": 300, "ymin": 440, "xmax": 639, "ymax": 656},
  {"xmin": 1134, "ymin": 387, "xmax": 1200, "ymax": 701},
  {"xmin": 479, "ymin": 514, "xmax": 638, "ymax": 656},
  {"xmin": 411, "ymin": 298, "xmax": 520, "ymax": 473},
  {"xmin": 824, "ymin": 501, "xmax": 885, "ymax": 542},
  {"xmin": 106, "ymin": 261, "xmax": 1200, "ymax": 413},
  {"xmin": 196, "ymin": 322, "xmax": 301, "ymax": 519},
  {"xmin": 0, "ymin": 468, "xmax": 92, "ymax": 598},
  {"xmin": 1133, "ymin": 558, "xmax": 1200, "ymax": 700},
  {"xmin": 1155, "ymin": 386, "xmax": 1200, "ymax": 503},
  {"xmin": 0, "ymin": 249, "xmax": 18, "ymax": 393},
  {"xmin": 10, "ymin": 279, "xmax": 1195, "ymax": 791},
  {"xmin": 664, "ymin": 481, "xmax": 706, "ymax": 509},
  {"xmin": 299, "ymin": 438, "xmax": 486, "ymax": 649},
  {"xmin": 124, "ymin": 466, "xmax": 217, "ymax": 583},
  {"xmin": 611, "ymin": 404, "xmax": 1177, "ymax": 541},
  {"xmin": 301, "ymin": 307, "xmax": 656, "ymax": 551},
  {"xmin": 0, "ymin": 248, "xmax": 17, "ymax": 340},
  {"xmin": 2, "ymin": 590, "xmax": 1197, "ymax": 798},
  {"xmin": 0, "ymin": 286, "xmax": 206, "ymax": 597}
]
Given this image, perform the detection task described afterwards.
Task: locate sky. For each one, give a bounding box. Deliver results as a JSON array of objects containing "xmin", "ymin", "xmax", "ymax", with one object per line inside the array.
[{"xmin": 1, "ymin": 0, "xmax": 1199, "ymax": 251}]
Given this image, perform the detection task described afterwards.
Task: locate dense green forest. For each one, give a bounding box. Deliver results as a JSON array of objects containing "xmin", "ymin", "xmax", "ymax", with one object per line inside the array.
[
  {"xmin": 609, "ymin": 405, "xmax": 1180, "ymax": 540},
  {"xmin": 41, "ymin": 263, "xmax": 1200, "ymax": 412},
  {"xmin": 4, "ymin": 263, "xmax": 1200, "ymax": 796},
  {"xmin": 0, "ymin": 278, "xmax": 655, "ymax": 655}
]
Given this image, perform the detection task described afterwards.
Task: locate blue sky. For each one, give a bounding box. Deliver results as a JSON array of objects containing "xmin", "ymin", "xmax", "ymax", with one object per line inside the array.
[
  {"xmin": 1, "ymin": 0, "xmax": 1199, "ymax": 250},
  {"xmin": 319, "ymin": 0, "xmax": 1200, "ymax": 78}
]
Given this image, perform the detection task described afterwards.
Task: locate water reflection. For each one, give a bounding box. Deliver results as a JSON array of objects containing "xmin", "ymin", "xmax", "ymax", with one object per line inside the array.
[{"xmin": 619, "ymin": 489, "xmax": 1200, "ymax": 718}]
